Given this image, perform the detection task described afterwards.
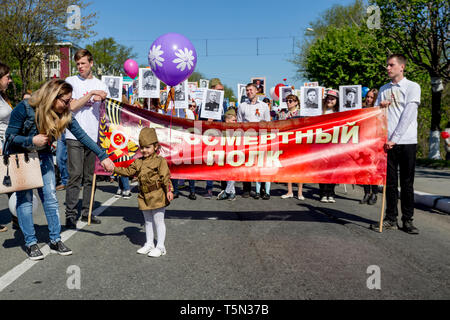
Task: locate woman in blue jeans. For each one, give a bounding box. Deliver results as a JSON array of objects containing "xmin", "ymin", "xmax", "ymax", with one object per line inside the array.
[{"xmin": 4, "ymin": 79, "xmax": 114, "ymax": 260}]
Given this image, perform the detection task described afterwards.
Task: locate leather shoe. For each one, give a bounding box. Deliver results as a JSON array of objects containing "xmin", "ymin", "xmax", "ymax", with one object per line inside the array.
[
  {"xmin": 368, "ymin": 194, "xmax": 377, "ymax": 205},
  {"xmin": 188, "ymin": 192, "xmax": 197, "ymax": 200},
  {"xmin": 81, "ymin": 215, "xmax": 101, "ymax": 224},
  {"xmin": 65, "ymin": 217, "xmax": 77, "ymax": 229},
  {"xmin": 360, "ymin": 193, "xmax": 370, "ymax": 204}
]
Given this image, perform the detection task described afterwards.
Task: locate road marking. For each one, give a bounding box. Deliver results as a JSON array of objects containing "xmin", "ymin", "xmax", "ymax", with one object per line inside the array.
[{"xmin": 0, "ymin": 190, "xmax": 127, "ymax": 292}]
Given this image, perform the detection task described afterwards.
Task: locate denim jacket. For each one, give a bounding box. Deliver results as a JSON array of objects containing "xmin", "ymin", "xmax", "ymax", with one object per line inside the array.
[{"xmin": 3, "ymin": 100, "xmax": 108, "ymax": 161}]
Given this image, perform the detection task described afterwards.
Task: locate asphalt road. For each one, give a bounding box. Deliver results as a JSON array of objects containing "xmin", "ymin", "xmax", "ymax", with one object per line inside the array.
[{"xmin": 0, "ymin": 180, "xmax": 449, "ymax": 300}]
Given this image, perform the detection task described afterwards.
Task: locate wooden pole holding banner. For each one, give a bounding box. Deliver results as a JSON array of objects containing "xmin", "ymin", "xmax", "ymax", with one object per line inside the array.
[
  {"xmin": 379, "ymin": 184, "xmax": 387, "ymax": 233},
  {"xmin": 87, "ymin": 173, "xmax": 97, "ymax": 225}
]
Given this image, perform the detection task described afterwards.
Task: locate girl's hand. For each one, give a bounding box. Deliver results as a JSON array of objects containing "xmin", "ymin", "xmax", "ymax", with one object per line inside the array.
[
  {"xmin": 32, "ymin": 134, "xmax": 49, "ymax": 147},
  {"xmin": 167, "ymin": 191, "xmax": 174, "ymax": 202}
]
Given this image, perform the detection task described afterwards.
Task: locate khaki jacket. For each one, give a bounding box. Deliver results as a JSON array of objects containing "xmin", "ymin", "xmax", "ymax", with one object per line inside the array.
[{"xmin": 114, "ymin": 153, "xmax": 173, "ymax": 211}]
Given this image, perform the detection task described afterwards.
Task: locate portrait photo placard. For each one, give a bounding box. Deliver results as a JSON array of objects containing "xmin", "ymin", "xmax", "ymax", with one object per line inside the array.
[
  {"xmin": 300, "ymin": 86, "xmax": 323, "ymax": 117},
  {"xmin": 279, "ymin": 86, "xmax": 293, "ymax": 110},
  {"xmin": 138, "ymin": 68, "xmax": 160, "ymax": 98},
  {"xmin": 237, "ymin": 83, "xmax": 249, "ymax": 105},
  {"xmin": 188, "ymin": 82, "xmax": 198, "ymax": 99},
  {"xmin": 200, "ymin": 89, "xmax": 224, "ymax": 120},
  {"xmin": 160, "ymin": 89, "xmax": 168, "ymax": 107},
  {"xmin": 102, "ymin": 76, "xmax": 123, "ymax": 101},
  {"xmin": 191, "ymin": 88, "xmax": 206, "ymax": 110},
  {"xmin": 339, "ymin": 85, "xmax": 362, "ymax": 112},
  {"xmin": 251, "ymin": 77, "xmax": 266, "ymax": 95},
  {"xmin": 199, "ymin": 79, "xmax": 209, "ymax": 88},
  {"xmin": 174, "ymin": 80, "xmax": 188, "ymax": 109}
]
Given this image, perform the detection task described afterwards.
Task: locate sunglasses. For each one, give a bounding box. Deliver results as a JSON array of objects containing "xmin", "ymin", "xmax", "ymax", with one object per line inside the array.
[
  {"xmin": 286, "ymin": 99, "xmax": 297, "ymax": 103},
  {"xmin": 58, "ymin": 97, "xmax": 72, "ymax": 105}
]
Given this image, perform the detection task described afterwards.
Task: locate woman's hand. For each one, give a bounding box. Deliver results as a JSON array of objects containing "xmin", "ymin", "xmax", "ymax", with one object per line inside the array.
[
  {"xmin": 101, "ymin": 158, "xmax": 115, "ymax": 172},
  {"xmin": 32, "ymin": 134, "xmax": 49, "ymax": 147},
  {"xmin": 90, "ymin": 90, "xmax": 107, "ymax": 101},
  {"xmin": 167, "ymin": 191, "xmax": 174, "ymax": 202}
]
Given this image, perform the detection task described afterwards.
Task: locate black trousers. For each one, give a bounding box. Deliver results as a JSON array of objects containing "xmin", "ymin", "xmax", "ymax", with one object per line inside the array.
[
  {"xmin": 319, "ymin": 184, "xmax": 335, "ymax": 197},
  {"xmin": 243, "ymin": 182, "xmax": 252, "ymax": 193},
  {"xmin": 386, "ymin": 144, "xmax": 416, "ymax": 222},
  {"xmin": 363, "ymin": 185, "xmax": 379, "ymax": 194}
]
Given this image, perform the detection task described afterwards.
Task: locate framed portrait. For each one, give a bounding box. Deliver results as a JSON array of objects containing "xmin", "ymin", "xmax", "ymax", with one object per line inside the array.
[
  {"xmin": 199, "ymin": 79, "xmax": 209, "ymax": 89},
  {"xmin": 191, "ymin": 88, "xmax": 206, "ymax": 110},
  {"xmin": 339, "ymin": 85, "xmax": 362, "ymax": 112},
  {"xmin": 102, "ymin": 76, "xmax": 123, "ymax": 101},
  {"xmin": 237, "ymin": 83, "xmax": 249, "ymax": 105},
  {"xmin": 160, "ymin": 89, "xmax": 168, "ymax": 107},
  {"xmin": 300, "ymin": 86, "xmax": 323, "ymax": 117},
  {"xmin": 138, "ymin": 68, "xmax": 160, "ymax": 98},
  {"xmin": 279, "ymin": 86, "xmax": 293, "ymax": 109},
  {"xmin": 199, "ymin": 89, "xmax": 224, "ymax": 120},
  {"xmin": 174, "ymin": 80, "xmax": 188, "ymax": 109},
  {"xmin": 251, "ymin": 77, "xmax": 266, "ymax": 95}
]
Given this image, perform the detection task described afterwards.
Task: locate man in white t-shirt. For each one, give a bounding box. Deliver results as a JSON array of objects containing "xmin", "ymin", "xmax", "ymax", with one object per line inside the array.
[
  {"xmin": 64, "ymin": 49, "xmax": 108, "ymax": 229},
  {"xmin": 237, "ymin": 83, "xmax": 270, "ymax": 199},
  {"xmin": 373, "ymin": 54, "xmax": 421, "ymax": 234}
]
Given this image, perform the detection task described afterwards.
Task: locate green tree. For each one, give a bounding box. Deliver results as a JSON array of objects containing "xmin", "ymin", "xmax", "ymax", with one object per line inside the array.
[
  {"xmin": 0, "ymin": 0, "xmax": 97, "ymax": 100},
  {"xmin": 85, "ymin": 37, "xmax": 137, "ymax": 77},
  {"xmin": 373, "ymin": 0, "xmax": 450, "ymax": 159}
]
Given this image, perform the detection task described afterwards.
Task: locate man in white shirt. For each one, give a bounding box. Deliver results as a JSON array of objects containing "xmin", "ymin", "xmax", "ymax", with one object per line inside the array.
[
  {"xmin": 374, "ymin": 54, "xmax": 421, "ymax": 234},
  {"xmin": 237, "ymin": 83, "xmax": 270, "ymax": 198},
  {"xmin": 64, "ymin": 49, "xmax": 108, "ymax": 229}
]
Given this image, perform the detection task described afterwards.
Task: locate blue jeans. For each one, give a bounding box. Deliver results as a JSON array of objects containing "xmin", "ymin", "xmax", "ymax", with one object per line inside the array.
[
  {"xmin": 56, "ymin": 133, "xmax": 68, "ymax": 186},
  {"xmin": 189, "ymin": 180, "xmax": 195, "ymax": 193},
  {"xmin": 256, "ymin": 182, "xmax": 271, "ymax": 195},
  {"xmin": 119, "ymin": 176, "xmax": 130, "ymax": 191},
  {"xmin": 16, "ymin": 153, "xmax": 61, "ymax": 247},
  {"xmin": 172, "ymin": 179, "xmax": 179, "ymax": 194},
  {"xmin": 206, "ymin": 180, "xmax": 213, "ymax": 191}
]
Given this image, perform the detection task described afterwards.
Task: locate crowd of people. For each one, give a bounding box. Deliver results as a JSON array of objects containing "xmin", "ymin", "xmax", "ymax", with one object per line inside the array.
[{"xmin": 0, "ymin": 51, "xmax": 423, "ymax": 261}]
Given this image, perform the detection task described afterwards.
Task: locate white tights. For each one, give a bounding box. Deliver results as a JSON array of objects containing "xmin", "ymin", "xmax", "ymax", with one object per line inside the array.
[{"xmin": 142, "ymin": 208, "xmax": 166, "ymax": 249}]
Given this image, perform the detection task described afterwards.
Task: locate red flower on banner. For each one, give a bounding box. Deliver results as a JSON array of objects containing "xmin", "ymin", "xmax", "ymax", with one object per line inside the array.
[
  {"xmin": 255, "ymin": 108, "xmax": 260, "ymax": 117},
  {"xmin": 441, "ymin": 131, "xmax": 450, "ymax": 139}
]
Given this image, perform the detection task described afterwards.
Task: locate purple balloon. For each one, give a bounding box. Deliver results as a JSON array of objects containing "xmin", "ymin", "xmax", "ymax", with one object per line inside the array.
[{"xmin": 148, "ymin": 33, "xmax": 197, "ymax": 87}]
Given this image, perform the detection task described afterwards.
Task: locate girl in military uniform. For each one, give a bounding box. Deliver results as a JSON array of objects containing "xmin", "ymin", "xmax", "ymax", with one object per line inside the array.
[{"xmin": 114, "ymin": 127, "xmax": 173, "ymax": 257}]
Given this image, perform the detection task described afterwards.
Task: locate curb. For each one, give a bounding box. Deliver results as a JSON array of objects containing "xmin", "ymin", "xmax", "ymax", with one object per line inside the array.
[{"xmin": 414, "ymin": 191, "xmax": 450, "ymax": 214}]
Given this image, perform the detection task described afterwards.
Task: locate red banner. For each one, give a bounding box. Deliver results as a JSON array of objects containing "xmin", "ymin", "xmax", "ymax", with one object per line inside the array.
[{"xmin": 95, "ymin": 99, "xmax": 387, "ymax": 185}]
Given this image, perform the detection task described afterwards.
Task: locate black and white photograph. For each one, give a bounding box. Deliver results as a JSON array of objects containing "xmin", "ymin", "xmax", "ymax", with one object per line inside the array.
[
  {"xmin": 199, "ymin": 79, "xmax": 209, "ymax": 88},
  {"xmin": 251, "ymin": 77, "xmax": 265, "ymax": 95},
  {"xmin": 160, "ymin": 89, "xmax": 168, "ymax": 107},
  {"xmin": 174, "ymin": 80, "xmax": 188, "ymax": 109},
  {"xmin": 237, "ymin": 83, "xmax": 249, "ymax": 104},
  {"xmin": 102, "ymin": 76, "xmax": 123, "ymax": 101},
  {"xmin": 339, "ymin": 85, "xmax": 362, "ymax": 112},
  {"xmin": 199, "ymin": 89, "xmax": 224, "ymax": 120},
  {"xmin": 300, "ymin": 86, "xmax": 323, "ymax": 117},
  {"xmin": 191, "ymin": 88, "xmax": 206, "ymax": 110},
  {"xmin": 138, "ymin": 68, "xmax": 160, "ymax": 98},
  {"xmin": 279, "ymin": 86, "xmax": 293, "ymax": 109}
]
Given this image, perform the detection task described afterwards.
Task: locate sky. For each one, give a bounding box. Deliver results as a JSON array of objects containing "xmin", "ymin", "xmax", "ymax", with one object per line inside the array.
[{"xmin": 79, "ymin": 0, "xmax": 356, "ymax": 98}]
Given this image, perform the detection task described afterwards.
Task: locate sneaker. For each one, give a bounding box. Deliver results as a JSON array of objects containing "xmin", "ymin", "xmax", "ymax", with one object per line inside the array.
[
  {"xmin": 327, "ymin": 196, "xmax": 336, "ymax": 203},
  {"xmin": 360, "ymin": 193, "xmax": 370, "ymax": 204},
  {"xmin": 402, "ymin": 220, "xmax": 419, "ymax": 234},
  {"xmin": 81, "ymin": 215, "xmax": 101, "ymax": 224},
  {"xmin": 217, "ymin": 190, "xmax": 228, "ymax": 200},
  {"xmin": 148, "ymin": 247, "xmax": 166, "ymax": 258},
  {"xmin": 26, "ymin": 244, "xmax": 44, "ymax": 260},
  {"xmin": 368, "ymin": 194, "xmax": 378, "ymax": 205},
  {"xmin": 122, "ymin": 190, "xmax": 132, "ymax": 199},
  {"xmin": 320, "ymin": 196, "xmax": 329, "ymax": 203},
  {"xmin": 204, "ymin": 190, "xmax": 213, "ymax": 199},
  {"xmin": 49, "ymin": 241, "xmax": 73, "ymax": 256},
  {"xmin": 370, "ymin": 219, "xmax": 398, "ymax": 231},
  {"xmin": 281, "ymin": 193, "xmax": 294, "ymax": 199},
  {"xmin": 228, "ymin": 193, "xmax": 237, "ymax": 201},
  {"xmin": 297, "ymin": 195, "xmax": 305, "ymax": 200},
  {"xmin": 137, "ymin": 244, "xmax": 155, "ymax": 255},
  {"xmin": 241, "ymin": 191, "xmax": 250, "ymax": 198},
  {"xmin": 253, "ymin": 193, "xmax": 260, "ymax": 200},
  {"xmin": 262, "ymin": 193, "xmax": 270, "ymax": 200},
  {"xmin": 65, "ymin": 217, "xmax": 77, "ymax": 229},
  {"xmin": 188, "ymin": 192, "xmax": 197, "ymax": 200},
  {"xmin": 115, "ymin": 189, "xmax": 122, "ymax": 198}
]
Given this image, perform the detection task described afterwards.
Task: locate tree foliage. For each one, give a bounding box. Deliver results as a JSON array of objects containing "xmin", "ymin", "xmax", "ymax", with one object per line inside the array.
[{"xmin": 85, "ymin": 37, "xmax": 137, "ymax": 77}]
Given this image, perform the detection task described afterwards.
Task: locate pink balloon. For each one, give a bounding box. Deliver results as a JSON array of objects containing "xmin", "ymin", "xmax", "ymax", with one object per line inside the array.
[{"xmin": 123, "ymin": 59, "xmax": 138, "ymax": 79}]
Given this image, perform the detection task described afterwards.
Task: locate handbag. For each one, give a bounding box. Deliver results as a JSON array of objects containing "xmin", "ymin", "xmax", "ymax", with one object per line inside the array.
[{"xmin": 0, "ymin": 152, "xmax": 44, "ymax": 194}]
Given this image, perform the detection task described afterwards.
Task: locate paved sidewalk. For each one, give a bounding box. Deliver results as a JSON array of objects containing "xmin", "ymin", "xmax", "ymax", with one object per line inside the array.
[{"xmin": 413, "ymin": 166, "xmax": 450, "ymax": 213}]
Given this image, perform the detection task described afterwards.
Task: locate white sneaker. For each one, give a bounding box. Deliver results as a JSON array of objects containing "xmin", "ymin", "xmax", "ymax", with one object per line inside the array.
[
  {"xmin": 115, "ymin": 189, "xmax": 122, "ymax": 198},
  {"xmin": 137, "ymin": 244, "xmax": 154, "ymax": 255},
  {"xmin": 320, "ymin": 196, "xmax": 329, "ymax": 203},
  {"xmin": 148, "ymin": 247, "xmax": 166, "ymax": 258},
  {"xmin": 297, "ymin": 195, "xmax": 305, "ymax": 200},
  {"xmin": 281, "ymin": 193, "xmax": 294, "ymax": 199},
  {"xmin": 327, "ymin": 196, "xmax": 336, "ymax": 203}
]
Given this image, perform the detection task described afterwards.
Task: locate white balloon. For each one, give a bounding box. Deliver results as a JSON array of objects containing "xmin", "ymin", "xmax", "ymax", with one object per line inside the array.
[
  {"xmin": 8, "ymin": 192, "xmax": 39, "ymax": 217},
  {"xmin": 270, "ymin": 87, "xmax": 278, "ymax": 100}
]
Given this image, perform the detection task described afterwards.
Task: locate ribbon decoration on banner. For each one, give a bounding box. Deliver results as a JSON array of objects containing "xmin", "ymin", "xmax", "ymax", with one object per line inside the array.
[{"xmin": 95, "ymin": 98, "xmax": 387, "ymax": 185}]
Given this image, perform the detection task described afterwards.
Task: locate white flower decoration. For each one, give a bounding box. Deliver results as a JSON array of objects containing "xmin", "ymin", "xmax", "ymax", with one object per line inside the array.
[
  {"xmin": 148, "ymin": 45, "xmax": 165, "ymax": 69},
  {"xmin": 172, "ymin": 48, "xmax": 195, "ymax": 72}
]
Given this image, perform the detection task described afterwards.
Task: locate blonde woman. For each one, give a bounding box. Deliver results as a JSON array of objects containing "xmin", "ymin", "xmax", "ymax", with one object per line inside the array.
[
  {"xmin": 279, "ymin": 94, "xmax": 305, "ymax": 200},
  {"xmin": 4, "ymin": 79, "xmax": 114, "ymax": 260}
]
